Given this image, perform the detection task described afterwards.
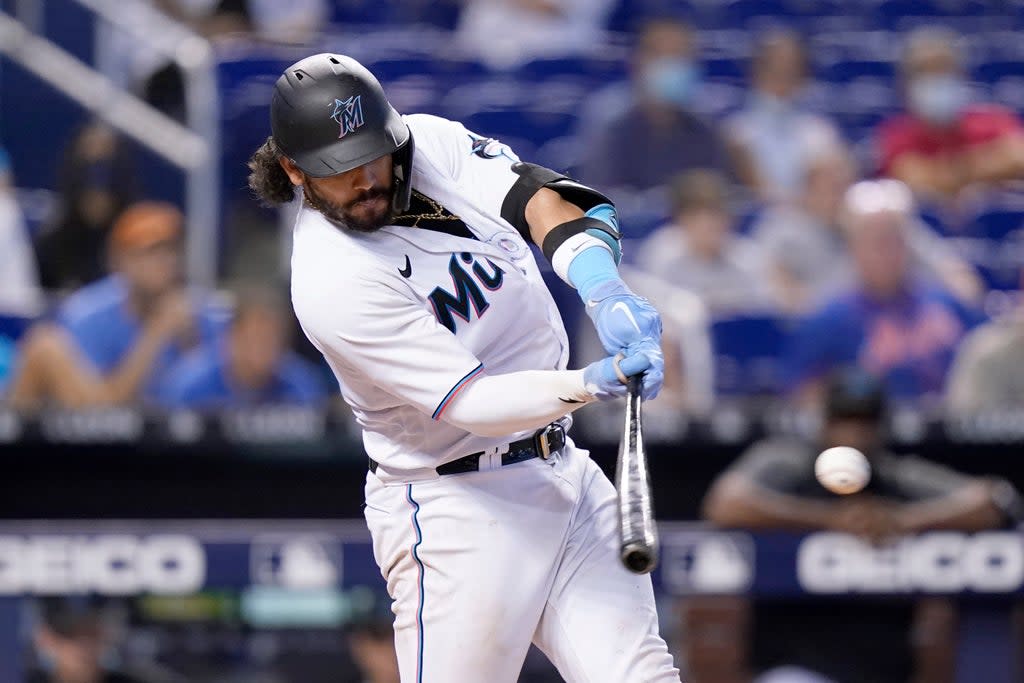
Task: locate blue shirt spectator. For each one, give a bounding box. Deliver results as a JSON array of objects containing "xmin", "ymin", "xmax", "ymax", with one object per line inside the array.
[
  {"xmin": 58, "ymin": 275, "xmax": 227, "ymax": 403},
  {"xmin": 158, "ymin": 285, "xmax": 327, "ymax": 410},
  {"xmin": 9, "ymin": 202, "xmax": 226, "ymax": 409},
  {"xmin": 159, "ymin": 343, "xmax": 326, "ymax": 408},
  {"xmin": 782, "ymin": 180, "xmax": 983, "ymax": 400},
  {"xmin": 783, "ymin": 286, "xmax": 981, "ymax": 399}
]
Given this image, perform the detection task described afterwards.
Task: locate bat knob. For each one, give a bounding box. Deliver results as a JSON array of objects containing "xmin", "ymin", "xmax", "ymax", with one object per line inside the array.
[{"xmin": 621, "ymin": 542, "xmax": 658, "ymax": 574}]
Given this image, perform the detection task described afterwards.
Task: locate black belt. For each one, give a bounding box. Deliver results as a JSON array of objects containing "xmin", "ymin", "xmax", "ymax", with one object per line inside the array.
[{"xmin": 369, "ymin": 421, "xmax": 566, "ymax": 476}]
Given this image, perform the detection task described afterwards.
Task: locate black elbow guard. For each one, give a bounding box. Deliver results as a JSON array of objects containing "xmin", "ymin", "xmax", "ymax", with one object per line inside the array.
[{"xmin": 499, "ymin": 162, "xmax": 615, "ymax": 242}]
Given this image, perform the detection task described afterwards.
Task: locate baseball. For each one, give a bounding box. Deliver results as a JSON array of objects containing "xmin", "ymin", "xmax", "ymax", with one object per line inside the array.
[{"xmin": 815, "ymin": 446, "xmax": 871, "ymax": 495}]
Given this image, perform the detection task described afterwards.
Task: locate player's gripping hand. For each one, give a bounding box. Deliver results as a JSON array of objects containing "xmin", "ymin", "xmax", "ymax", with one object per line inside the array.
[
  {"xmin": 583, "ymin": 340, "xmax": 664, "ymax": 401},
  {"xmin": 585, "ymin": 280, "xmax": 663, "ymax": 358}
]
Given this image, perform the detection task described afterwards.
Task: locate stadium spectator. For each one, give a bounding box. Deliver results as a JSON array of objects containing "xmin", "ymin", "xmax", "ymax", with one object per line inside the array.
[
  {"xmin": 0, "ymin": 146, "xmax": 45, "ymax": 395},
  {"xmin": 702, "ymin": 367, "xmax": 1017, "ymax": 683},
  {"xmin": 877, "ymin": 27, "xmax": 1024, "ymax": 201},
  {"xmin": 781, "ymin": 180, "xmax": 982, "ymax": 402},
  {"xmin": 28, "ymin": 597, "xmax": 154, "ymax": 683},
  {"xmin": 726, "ymin": 29, "xmax": 842, "ymax": 204},
  {"xmin": 7, "ymin": 202, "xmax": 226, "ymax": 408},
  {"xmin": 158, "ymin": 285, "xmax": 326, "ymax": 409},
  {"xmin": 946, "ymin": 271, "xmax": 1024, "ymax": 413},
  {"xmin": 636, "ymin": 170, "xmax": 772, "ymax": 317},
  {"xmin": 456, "ymin": 0, "xmax": 615, "ymax": 70},
  {"xmin": 36, "ymin": 123, "xmax": 137, "ymax": 291},
  {"xmin": 753, "ymin": 146, "xmax": 983, "ymax": 315},
  {"xmin": 577, "ymin": 17, "xmax": 740, "ymax": 193},
  {"xmin": 0, "ymin": 147, "xmax": 44, "ymax": 319}
]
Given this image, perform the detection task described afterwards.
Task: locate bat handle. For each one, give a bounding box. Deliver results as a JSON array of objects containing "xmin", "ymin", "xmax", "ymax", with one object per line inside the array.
[{"xmin": 626, "ymin": 373, "xmax": 642, "ymax": 400}]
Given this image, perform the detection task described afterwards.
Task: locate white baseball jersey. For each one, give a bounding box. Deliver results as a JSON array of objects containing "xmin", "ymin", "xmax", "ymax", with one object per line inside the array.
[{"xmin": 291, "ymin": 114, "xmax": 571, "ymax": 476}]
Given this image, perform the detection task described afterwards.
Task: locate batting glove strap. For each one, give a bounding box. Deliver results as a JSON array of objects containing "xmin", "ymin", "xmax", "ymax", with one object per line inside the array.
[{"xmin": 584, "ymin": 350, "xmax": 656, "ymax": 401}]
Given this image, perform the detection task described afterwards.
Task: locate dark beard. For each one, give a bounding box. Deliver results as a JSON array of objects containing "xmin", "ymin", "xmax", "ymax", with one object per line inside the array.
[{"xmin": 303, "ymin": 180, "xmax": 396, "ymax": 233}]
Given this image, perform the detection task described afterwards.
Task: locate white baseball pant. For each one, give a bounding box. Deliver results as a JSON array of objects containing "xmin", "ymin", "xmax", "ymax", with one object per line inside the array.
[{"xmin": 363, "ymin": 441, "xmax": 681, "ymax": 682}]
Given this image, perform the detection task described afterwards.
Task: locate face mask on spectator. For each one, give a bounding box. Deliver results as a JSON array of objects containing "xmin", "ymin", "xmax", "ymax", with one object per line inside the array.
[
  {"xmin": 642, "ymin": 58, "xmax": 700, "ymax": 108},
  {"xmin": 754, "ymin": 91, "xmax": 794, "ymax": 116},
  {"xmin": 909, "ymin": 74, "xmax": 967, "ymax": 126}
]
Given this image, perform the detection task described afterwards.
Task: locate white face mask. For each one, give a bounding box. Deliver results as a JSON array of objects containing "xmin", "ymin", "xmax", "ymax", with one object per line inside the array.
[
  {"xmin": 641, "ymin": 58, "xmax": 700, "ymax": 108},
  {"xmin": 908, "ymin": 74, "xmax": 968, "ymax": 126}
]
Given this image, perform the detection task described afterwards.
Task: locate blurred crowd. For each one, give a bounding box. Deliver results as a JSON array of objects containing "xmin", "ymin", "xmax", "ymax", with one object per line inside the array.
[
  {"xmin": 3, "ymin": 0, "xmax": 1024, "ymax": 416},
  {"xmin": 4, "ymin": 4, "xmax": 1024, "ymax": 682}
]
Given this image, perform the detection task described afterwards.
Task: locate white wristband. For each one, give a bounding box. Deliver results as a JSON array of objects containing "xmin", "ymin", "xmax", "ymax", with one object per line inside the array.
[{"xmin": 550, "ymin": 233, "xmax": 614, "ymax": 285}]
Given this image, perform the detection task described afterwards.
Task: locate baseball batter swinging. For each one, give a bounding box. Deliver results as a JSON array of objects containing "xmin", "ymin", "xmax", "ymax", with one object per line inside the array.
[{"xmin": 248, "ymin": 54, "xmax": 680, "ymax": 682}]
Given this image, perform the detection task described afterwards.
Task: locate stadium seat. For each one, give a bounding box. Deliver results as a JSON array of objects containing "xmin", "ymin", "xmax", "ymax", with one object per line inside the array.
[
  {"xmin": 974, "ymin": 60, "xmax": 1024, "ymax": 85},
  {"xmin": 517, "ymin": 56, "xmax": 628, "ymax": 85},
  {"xmin": 874, "ymin": 0, "xmax": 945, "ymax": 27},
  {"xmin": 0, "ymin": 314, "xmax": 33, "ymax": 343},
  {"xmin": 703, "ymin": 57, "xmax": 747, "ymax": 85},
  {"xmin": 821, "ymin": 58, "xmax": 896, "ymax": 84},
  {"xmin": 329, "ymin": 0, "xmax": 402, "ymax": 26},
  {"xmin": 606, "ymin": 0, "xmax": 696, "ymax": 33},
  {"xmin": 711, "ymin": 316, "xmax": 791, "ymax": 395},
  {"xmin": 721, "ymin": 0, "xmax": 792, "ymax": 29}
]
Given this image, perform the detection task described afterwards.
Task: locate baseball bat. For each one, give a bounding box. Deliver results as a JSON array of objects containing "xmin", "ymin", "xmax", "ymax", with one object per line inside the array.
[{"xmin": 616, "ymin": 374, "xmax": 659, "ymax": 574}]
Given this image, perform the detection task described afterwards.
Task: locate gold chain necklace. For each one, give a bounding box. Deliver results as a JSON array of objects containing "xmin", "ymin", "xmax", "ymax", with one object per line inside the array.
[{"xmin": 400, "ymin": 190, "xmax": 464, "ymax": 226}]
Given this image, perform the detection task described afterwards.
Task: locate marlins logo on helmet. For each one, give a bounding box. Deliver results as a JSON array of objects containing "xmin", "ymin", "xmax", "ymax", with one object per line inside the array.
[{"xmin": 331, "ymin": 96, "xmax": 365, "ymax": 138}]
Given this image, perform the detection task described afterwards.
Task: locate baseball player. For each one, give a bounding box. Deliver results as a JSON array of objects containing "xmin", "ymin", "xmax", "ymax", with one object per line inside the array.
[{"xmin": 248, "ymin": 54, "xmax": 678, "ymax": 682}]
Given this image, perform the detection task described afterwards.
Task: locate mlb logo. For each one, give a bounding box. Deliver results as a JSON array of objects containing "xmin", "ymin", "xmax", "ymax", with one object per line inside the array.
[
  {"xmin": 251, "ymin": 534, "xmax": 343, "ymax": 589},
  {"xmin": 660, "ymin": 531, "xmax": 754, "ymax": 595},
  {"xmin": 331, "ymin": 95, "xmax": 365, "ymax": 139}
]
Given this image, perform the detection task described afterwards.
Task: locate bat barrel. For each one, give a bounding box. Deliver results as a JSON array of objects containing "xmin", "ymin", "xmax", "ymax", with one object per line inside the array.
[{"xmin": 616, "ymin": 375, "xmax": 660, "ymax": 575}]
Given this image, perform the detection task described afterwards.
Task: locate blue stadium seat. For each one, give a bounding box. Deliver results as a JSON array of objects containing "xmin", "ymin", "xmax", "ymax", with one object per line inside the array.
[
  {"xmin": 461, "ymin": 110, "xmax": 539, "ymax": 157},
  {"xmin": 821, "ymin": 58, "xmax": 896, "ymax": 84},
  {"xmin": 874, "ymin": 0, "xmax": 944, "ymax": 25},
  {"xmin": 703, "ymin": 57, "xmax": 747, "ymax": 84},
  {"xmin": 330, "ymin": 0, "xmax": 402, "ymax": 26},
  {"xmin": 217, "ymin": 49, "xmax": 303, "ymax": 203},
  {"xmin": 533, "ymin": 136, "xmax": 581, "ymax": 174},
  {"xmin": 711, "ymin": 316, "xmax": 791, "ymax": 395},
  {"xmin": 517, "ymin": 57, "xmax": 628, "ymax": 85},
  {"xmin": 382, "ymin": 75, "xmax": 447, "ymax": 117},
  {"xmin": 0, "ymin": 314, "xmax": 33, "ymax": 342},
  {"xmin": 721, "ymin": 0, "xmax": 792, "ymax": 29},
  {"xmin": 930, "ymin": 200, "xmax": 1024, "ymax": 290},
  {"xmin": 366, "ymin": 58, "xmax": 436, "ymax": 83},
  {"xmin": 606, "ymin": 0, "xmax": 697, "ymax": 32}
]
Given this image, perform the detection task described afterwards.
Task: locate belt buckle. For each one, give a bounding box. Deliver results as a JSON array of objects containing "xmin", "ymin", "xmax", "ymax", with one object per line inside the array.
[{"xmin": 534, "ymin": 422, "xmax": 565, "ymax": 460}]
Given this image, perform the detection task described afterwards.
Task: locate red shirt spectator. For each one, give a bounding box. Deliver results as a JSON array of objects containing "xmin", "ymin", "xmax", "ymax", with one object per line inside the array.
[
  {"xmin": 879, "ymin": 104, "xmax": 1024, "ymax": 177},
  {"xmin": 876, "ymin": 27, "xmax": 1024, "ymax": 200}
]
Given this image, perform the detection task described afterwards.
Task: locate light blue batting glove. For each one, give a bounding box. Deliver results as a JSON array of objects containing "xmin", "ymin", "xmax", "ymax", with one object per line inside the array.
[{"xmin": 585, "ymin": 280, "xmax": 663, "ymax": 358}]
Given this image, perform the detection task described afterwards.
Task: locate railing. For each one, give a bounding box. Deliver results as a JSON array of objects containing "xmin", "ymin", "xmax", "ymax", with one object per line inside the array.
[{"xmin": 0, "ymin": 2, "xmax": 221, "ymax": 287}]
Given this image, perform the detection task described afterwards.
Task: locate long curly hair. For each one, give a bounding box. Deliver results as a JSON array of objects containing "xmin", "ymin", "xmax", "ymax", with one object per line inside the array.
[{"xmin": 247, "ymin": 136, "xmax": 295, "ymax": 206}]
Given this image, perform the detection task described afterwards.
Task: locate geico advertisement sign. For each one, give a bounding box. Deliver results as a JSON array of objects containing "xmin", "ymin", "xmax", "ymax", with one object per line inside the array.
[
  {"xmin": 0, "ymin": 535, "xmax": 205, "ymax": 595},
  {"xmin": 798, "ymin": 532, "xmax": 1024, "ymax": 593}
]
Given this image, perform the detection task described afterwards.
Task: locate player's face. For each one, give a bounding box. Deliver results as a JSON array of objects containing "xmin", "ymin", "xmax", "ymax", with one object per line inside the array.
[{"xmin": 293, "ymin": 155, "xmax": 395, "ymax": 233}]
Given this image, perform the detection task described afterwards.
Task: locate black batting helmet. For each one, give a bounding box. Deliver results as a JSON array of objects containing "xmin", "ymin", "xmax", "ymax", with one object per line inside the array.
[{"xmin": 271, "ymin": 53, "xmax": 414, "ymax": 212}]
